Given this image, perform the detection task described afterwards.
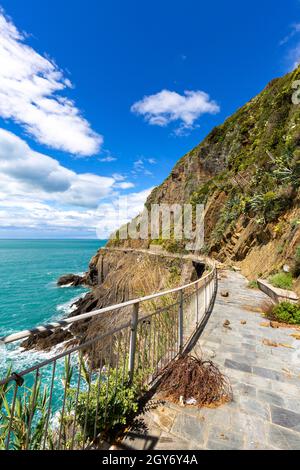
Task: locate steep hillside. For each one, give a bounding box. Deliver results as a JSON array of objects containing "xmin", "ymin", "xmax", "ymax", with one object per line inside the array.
[
  {"xmin": 26, "ymin": 67, "xmax": 300, "ymax": 352},
  {"xmin": 110, "ymin": 66, "xmax": 300, "ymax": 287},
  {"xmin": 23, "ymin": 249, "xmax": 200, "ymax": 351}
]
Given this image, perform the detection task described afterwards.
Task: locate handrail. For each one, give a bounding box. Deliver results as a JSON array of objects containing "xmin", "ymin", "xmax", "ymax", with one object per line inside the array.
[
  {"xmin": 0, "ymin": 258, "xmax": 215, "ymax": 345},
  {"xmin": 0, "ymin": 256, "xmax": 217, "ymax": 450}
]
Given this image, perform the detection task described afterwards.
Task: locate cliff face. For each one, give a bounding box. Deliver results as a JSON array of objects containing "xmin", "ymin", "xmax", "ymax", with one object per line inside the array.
[
  {"xmin": 23, "ymin": 249, "xmax": 201, "ymax": 351},
  {"xmin": 24, "ymin": 67, "xmax": 300, "ymax": 352},
  {"xmin": 109, "ymin": 66, "xmax": 300, "ymax": 287}
]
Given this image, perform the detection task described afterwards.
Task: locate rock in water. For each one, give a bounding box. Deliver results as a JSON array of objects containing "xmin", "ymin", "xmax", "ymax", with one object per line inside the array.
[
  {"xmin": 57, "ymin": 273, "xmax": 84, "ymax": 287},
  {"xmin": 21, "ymin": 329, "xmax": 73, "ymax": 351}
]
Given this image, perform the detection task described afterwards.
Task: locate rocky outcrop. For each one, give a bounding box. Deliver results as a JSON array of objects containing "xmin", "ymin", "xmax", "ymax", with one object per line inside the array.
[
  {"xmin": 26, "ymin": 67, "xmax": 300, "ymax": 353},
  {"xmin": 57, "ymin": 273, "xmax": 86, "ymax": 287},
  {"xmin": 109, "ymin": 66, "xmax": 300, "ymax": 285},
  {"xmin": 23, "ymin": 249, "xmax": 202, "ymax": 352},
  {"xmin": 21, "ymin": 328, "xmax": 73, "ymax": 351}
]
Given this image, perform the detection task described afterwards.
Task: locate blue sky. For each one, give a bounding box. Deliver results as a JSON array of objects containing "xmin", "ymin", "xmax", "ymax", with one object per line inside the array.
[{"xmin": 0, "ymin": 0, "xmax": 299, "ymax": 238}]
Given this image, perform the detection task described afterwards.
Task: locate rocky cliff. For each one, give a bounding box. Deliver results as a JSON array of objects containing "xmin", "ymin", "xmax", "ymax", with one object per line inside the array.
[
  {"xmin": 109, "ymin": 66, "xmax": 300, "ymax": 289},
  {"xmin": 23, "ymin": 66, "xmax": 300, "ymax": 351},
  {"xmin": 22, "ymin": 249, "xmax": 202, "ymax": 351}
]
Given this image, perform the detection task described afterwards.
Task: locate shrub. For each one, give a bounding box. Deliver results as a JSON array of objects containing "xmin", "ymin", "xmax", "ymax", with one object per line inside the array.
[
  {"xmin": 75, "ymin": 369, "xmax": 141, "ymax": 440},
  {"xmin": 0, "ymin": 356, "xmax": 146, "ymax": 449},
  {"xmin": 269, "ymin": 272, "xmax": 293, "ymax": 289},
  {"xmin": 272, "ymin": 301, "xmax": 300, "ymax": 324},
  {"xmin": 246, "ymin": 191, "xmax": 291, "ymax": 223}
]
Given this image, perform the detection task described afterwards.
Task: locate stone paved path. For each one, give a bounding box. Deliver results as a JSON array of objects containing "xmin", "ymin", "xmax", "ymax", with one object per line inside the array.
[{"xmin": 122, "ymin": 269, "xmax": 300, "ymax": 450}]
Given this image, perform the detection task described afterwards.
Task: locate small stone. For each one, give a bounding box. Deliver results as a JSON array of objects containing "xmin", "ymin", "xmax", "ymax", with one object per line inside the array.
[
  {"xmin": 221, "ymin": 291, "xmax": 229, "ymax": 297},
  {"xmin": 270, "ymin": 321, "xmax": 279, "ymax": 328},
  {"xmin": 223, "ymin": 319, "xmax": 231, "ymax": 329},
  {"xmin": 240, "ymin": 320, "xmax": 247, "ymax": 325}
]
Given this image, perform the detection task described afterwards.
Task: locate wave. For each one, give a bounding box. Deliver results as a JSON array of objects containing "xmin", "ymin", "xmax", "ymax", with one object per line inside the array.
[
  {"xmin": 0, "ymin": 292, "xmax": 87, "ymax": 380},
  {"xmin": 0, "ymin": 340, "xmax": 66, "ymax": 379},
  {"xmin": 55, "ymin": 292, "xmax": 86, "ymax": 317}
]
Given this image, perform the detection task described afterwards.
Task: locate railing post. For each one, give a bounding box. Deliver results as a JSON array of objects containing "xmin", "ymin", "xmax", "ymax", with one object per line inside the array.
[
  {"xmin": 195, "ymin": 284, "xmax": 199, "ymax": 326},
  {"xmin": 128, "ymin": 302, "xmax": 139, "ymax": 383},
  {"xmin": 178, "ymin": 290, "xmax": 184, "ymax": 354}
]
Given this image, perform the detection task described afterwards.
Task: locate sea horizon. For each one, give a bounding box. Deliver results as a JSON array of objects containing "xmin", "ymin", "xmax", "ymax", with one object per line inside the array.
[
  {"xmin": 0, "ymin": 239, "xmax": 106, "ymax": 374},
  {"xmin": 0, "ymin": 237, "xmax": 107, "ymax": 240}
]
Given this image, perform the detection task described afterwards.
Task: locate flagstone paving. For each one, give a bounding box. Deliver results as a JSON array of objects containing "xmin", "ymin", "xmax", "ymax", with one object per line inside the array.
[{"xmin": 121, "ymin": 269, "xmax": 300, "ymax": 450}]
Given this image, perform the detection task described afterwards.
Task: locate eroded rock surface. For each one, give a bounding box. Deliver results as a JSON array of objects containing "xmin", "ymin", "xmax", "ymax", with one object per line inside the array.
[
  {"xmin": 22, "ymin": 249, "xmax": 202, "ymax": 353},
  {"xmin": 57, "ymin": 273, "xmax": 86, "ymax": 287}
]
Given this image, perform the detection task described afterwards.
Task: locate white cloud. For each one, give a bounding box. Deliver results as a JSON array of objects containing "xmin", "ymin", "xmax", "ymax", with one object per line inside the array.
[
  {"xmin": 0, "ymin": 10, "xmax": 102, "ymax": 155},
  {"xmin": 280, "ymin": 23, "xmax": 300, "ymax": 45},
  {"xmin": 112, "ymin": 173, "xmax": 126, "ymax": 181},
  {"xmin": 280, "ymin": 23, "xmax": 300, "ymax": 69},
  {"xmin": 0, "ymin": 128, "xmax": 150, "ymax": 237},
  {"xmin": 0, "ymin": 189, "xmax": 152, "ymax": 239},
  {"xmin": 288, "ymin": 43, "xmax": 300, "ymax": 69},
  {"xmin": 95, "ymin": 188, "xmax": 153, "ymax": 239},
  {"xmin": 99, "ymin": 156, "xmax": 117, "ymax": 162},
  {"xmin": 133, "ymin": 158, "xmax": 144, "ymax": 170},
  {"xmin": 115, "ymin": 181, "xmax": 135, "ymax": 189},
  {"xmin": 0, "ymin": 129, "xmax": 113, "ymax": 208},
  {"xmin": 131, "ymin": 157, "xmax": 154, "ymax": 177},
  {"xmin": 131, "ymin": 89, "xmax": 219, "ymax": 132}
]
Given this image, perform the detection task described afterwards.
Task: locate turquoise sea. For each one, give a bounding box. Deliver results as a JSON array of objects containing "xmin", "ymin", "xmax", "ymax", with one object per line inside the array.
[{"xmin": 0, "ymin": 239, "xmax": 105, "ymax": 377}]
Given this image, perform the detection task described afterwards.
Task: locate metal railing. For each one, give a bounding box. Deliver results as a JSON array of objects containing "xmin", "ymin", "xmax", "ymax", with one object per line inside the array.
[{"xmin": 0, "ymin": 260, "xmax": 217, "ymax": 450}]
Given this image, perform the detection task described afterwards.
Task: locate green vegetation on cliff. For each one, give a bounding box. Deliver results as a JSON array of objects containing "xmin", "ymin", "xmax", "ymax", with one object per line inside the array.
[
  {"xmin": 189, "ymin": 67, "xmax": 300, "ymax": 247},
  {"xmin": 110, "ymin": 66, "xmax": 300, "ymax": 287}
]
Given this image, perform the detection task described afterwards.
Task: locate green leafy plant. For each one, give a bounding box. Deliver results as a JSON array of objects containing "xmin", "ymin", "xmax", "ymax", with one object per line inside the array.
[
  {"xmin": 0, "ymin": 378, "xmax": 48, "ymax": 450},
  {"xmin": 75, "ymin": 368, "xmax": 143, "ymax": 441},
  {"xmin": 269, "ymin": 272, "xmax": 293, "ymax": 290},
  {"xmin": 245, "ymin": 190, "xmax": 291, "ymax": 224},
  {"xmin": 248, "ymin": 280, "xmax": 258, "ymax": 289},
  {"xmin": 272, "ymin": 301, "xmax": 300, "ymax": 325},
  {"xmin": 0, "ymin": 366, "xmax": 12, "ymax": 449}
]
